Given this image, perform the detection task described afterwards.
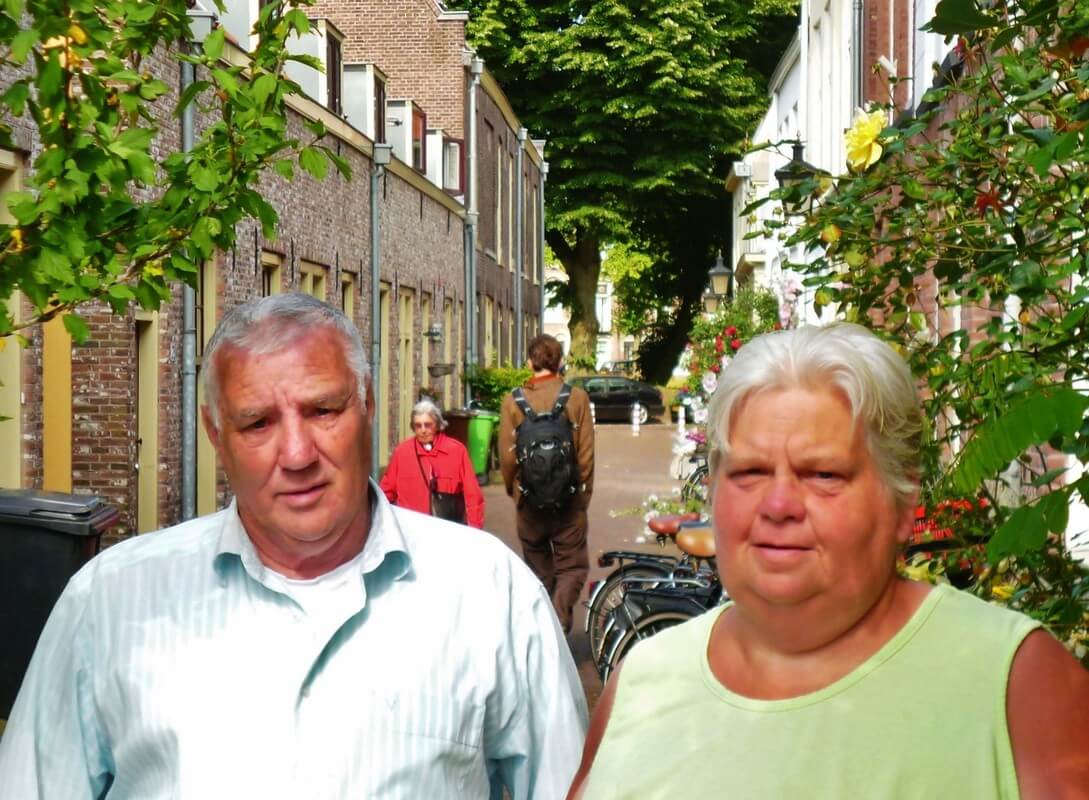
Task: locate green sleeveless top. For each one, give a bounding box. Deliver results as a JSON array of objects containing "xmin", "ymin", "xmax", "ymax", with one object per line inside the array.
[{"xmin": 583, "ymin": 584, "xmax": 1040, "ymax": 799}]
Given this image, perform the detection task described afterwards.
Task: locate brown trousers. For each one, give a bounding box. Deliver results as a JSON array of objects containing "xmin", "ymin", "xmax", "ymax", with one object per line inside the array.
[{"xmin": 515, "ymin": 505, "xmax": 589, "ymax": 633}]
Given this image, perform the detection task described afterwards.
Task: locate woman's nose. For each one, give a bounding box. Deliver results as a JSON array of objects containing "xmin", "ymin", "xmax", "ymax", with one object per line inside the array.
[{"xmin": 757, "ymin": 475, "xmax": 805, "ymax": 522}]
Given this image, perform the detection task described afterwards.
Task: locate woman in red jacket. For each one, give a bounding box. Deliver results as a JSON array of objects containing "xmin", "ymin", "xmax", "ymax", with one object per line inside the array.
[{"xmin": 379, "ymin": 399, "xmax": 485, "ymax": 528}]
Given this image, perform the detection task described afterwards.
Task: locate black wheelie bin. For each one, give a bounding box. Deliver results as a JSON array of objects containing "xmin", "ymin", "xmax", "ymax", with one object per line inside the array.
[{"xmin": 0, "ymin": 489, "xmax": 120, "ymax": 720}]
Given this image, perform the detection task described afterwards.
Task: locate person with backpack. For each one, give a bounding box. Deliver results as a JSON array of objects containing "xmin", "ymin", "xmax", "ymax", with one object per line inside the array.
[{"xmin": 499, "ymin": 334, "xmax": 594, "ymax": 633}]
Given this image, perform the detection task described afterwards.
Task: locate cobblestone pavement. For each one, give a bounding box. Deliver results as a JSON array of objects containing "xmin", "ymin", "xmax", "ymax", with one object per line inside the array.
[{"xmin": 481, "ymin": 420, "xmax": 686, "ymax": 711}]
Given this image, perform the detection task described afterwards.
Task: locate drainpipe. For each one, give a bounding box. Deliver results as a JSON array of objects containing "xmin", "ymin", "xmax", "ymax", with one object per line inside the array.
[
  {"xmin": 370, "ymin": 143, "xmax": 392, "ymax": 478},
  {"xmin": 180, "ymin": 4, "xmax": 215, "ymax": 520},
  {"xmin": 852, "ymin": 0, "xmax": 864, "ymax": 110},
  {"xmin": 464, "ymin": 55, "xmax": 483, "ymax": 405},
  {"xmin": 180, "ymin": 56, "xmax": 197, "ymax": 520},
  {"xmin": 538, "ymin": 160, "xmax": 548, "ymax": 335},
  {"xmin": 514, "ymin": 127, "xmax": 526, "ymax": 366}
]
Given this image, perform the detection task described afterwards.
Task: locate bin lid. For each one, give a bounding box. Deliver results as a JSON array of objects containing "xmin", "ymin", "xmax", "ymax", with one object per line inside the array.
[{"xmin": 0, "ymin": 489, "xmax": 121, "ymax": 536}]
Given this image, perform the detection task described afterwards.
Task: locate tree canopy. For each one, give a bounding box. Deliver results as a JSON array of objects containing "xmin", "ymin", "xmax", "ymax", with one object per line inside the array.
[
  {"xmin": 461, "ymin": 0, "xmax": 797, "ymax": 377},
  {"xmin": 0, "ymin": 0, "xmax": 347, "ymax": 342}
]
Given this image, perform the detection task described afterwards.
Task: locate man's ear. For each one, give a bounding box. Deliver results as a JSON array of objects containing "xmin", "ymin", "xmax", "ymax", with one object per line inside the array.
[
  {"xmin": 363, "ymin": 376, "xmax": 376, "ymax": 425},
  {"xmin": 201, "ymin": 406, "xmax": 221, "ymax": 454}
]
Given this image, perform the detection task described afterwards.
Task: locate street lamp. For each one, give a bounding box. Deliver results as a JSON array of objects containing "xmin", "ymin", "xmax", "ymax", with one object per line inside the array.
[
  {"xmin": 707, "ymin": 250, "xmax": 733, "ymax": 301},
  {"xmin": 774, "ymin": 140, "xmax": 826, "ymax": 216},
  {"xmin": 701, "ymin": 290, "xmax": 721, "ymax": 315},
  {"xmin": 701, "ymin": 250, "xmax": 732, "ymax": 315}
]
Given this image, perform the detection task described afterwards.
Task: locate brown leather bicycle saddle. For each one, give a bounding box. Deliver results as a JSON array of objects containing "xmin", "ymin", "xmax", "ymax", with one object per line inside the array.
[
  {"xmin": 646, "ymin": 512, "xmax": 702, "ymax": 537},
  {"xmin": 675, "ymin": 526, "xmax": 716, "ymax": 558}
]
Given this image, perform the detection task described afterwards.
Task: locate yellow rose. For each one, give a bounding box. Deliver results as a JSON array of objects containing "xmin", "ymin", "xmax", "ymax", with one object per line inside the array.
[
  {"xmin": 991, "ymin": 583, "xmax": 1016, "ymax": 601},
  {"xmin": 845, "ymin": 109, "xmax": 887, "ymax": 172}
]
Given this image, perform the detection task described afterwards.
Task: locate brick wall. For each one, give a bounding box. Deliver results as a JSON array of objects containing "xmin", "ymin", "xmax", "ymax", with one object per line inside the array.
[
  {"xmin": 3, "ymin": 39, "xmax": 467, "ymax": 539},
  {"xmin": 314, "ymin": 0, "xmax": 467, "ymax": 139}
]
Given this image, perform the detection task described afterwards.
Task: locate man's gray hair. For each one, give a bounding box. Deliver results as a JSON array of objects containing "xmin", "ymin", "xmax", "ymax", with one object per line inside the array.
[
  {"xmin": 202, "ymin": 293, "xmax": 370, "ymax": 428},
  {"xmin": 706, "ymin": 322, "xmax": 923, "ymax": 508},
  {"xmin": 411, "ymin": 399, "xmax": 447, "ymax": 431}
]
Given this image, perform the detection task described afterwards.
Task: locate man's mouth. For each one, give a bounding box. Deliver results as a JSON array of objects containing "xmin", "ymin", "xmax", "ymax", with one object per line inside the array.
[{"xmin": 279, "ymin": 483, "xmax": 327, "ymax": 507}]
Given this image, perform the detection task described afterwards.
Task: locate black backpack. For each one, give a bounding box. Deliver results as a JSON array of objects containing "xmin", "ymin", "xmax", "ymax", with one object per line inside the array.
[{"xmin": 513, "ymin": 385, "xmax": 578, "ymax": 512}]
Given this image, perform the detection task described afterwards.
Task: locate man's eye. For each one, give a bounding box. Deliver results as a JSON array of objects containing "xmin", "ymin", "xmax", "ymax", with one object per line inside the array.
[{"xmin": 246, "ymin": 419, "xmax": 268, "ymax": 431}]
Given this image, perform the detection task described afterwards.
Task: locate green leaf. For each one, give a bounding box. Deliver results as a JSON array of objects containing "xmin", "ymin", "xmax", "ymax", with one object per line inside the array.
[
  {"xmin": 990, "ymin": 26, "xmax": 1019, "ymax": 53},
  {"xmin": 189, "ymin": 164, "xmax": 219, "ymax": 192},
  {"xmin": 273, "ymin": 158, "xmax": 294, "ymax": 180},
  {"xmin": 62, "ymin": 313, "xmax": 90, "ymax": 344},
  {"xmin": 947, "ymin": 387, "xmax": 1089, "ymax": 496},
  {"xmin": 3, "ymin": 0, "xmax": 23, "ymax": 22},
  {"xmin": 202, "ymin": 26, "xmax": 226, "ymax": 62},
  {"xmin": 212, "ymin": 69, "xmax": 239, "ymax": 97},
  {"xmin": 987, "ymin": 503, "xmax": 1047, "ymax": 561},
  {"xmin": 251, "ymin": 73, "xmax": 278, "ymax": 107},
  {"xmin": 321, "ymin": 146, "xmax": 352, "ymax": 179},
  {"xmin": 9, "ymin": 29, "xmax": 37, "ymax": 64},
  {"xmin": 298, "ymin": 146, "xmax": 328, "ymax": 179},
  {"xmin": 176, "ymin": 79, "xmax": 211, "ymax": 115},
  {"xmin": 922, "ymin": 0, "xmax": 997, "ymax": 36},
  {"xmin": 1, "ymin": 82, "xmax": 28, "ymax": 115},
  {"xmin": 902, "ymin": 180, "xmax": 927, "ymax": 200}
]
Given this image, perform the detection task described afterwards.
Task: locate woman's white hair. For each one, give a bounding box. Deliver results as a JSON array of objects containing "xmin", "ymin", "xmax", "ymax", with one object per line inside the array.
[
  {"xmin": 202, "ymin": 293, "xmax": 369, "ymax": 429},
  {"xmin": 706, "ymin": 322, "xmax": 922, "ymax": 508},
  {"xmin": 411, "ymin": 399, "xmax": 447, "ymax": 431}
]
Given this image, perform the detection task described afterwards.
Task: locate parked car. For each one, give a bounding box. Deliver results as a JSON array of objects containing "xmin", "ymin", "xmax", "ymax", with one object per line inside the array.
[
  {"xmin": 599, "ymin": 359, "xmax": 639, "ymax": 377},
  {"xmin": 569, "ymin": 375, "xmax": 665, "ymax": 424}
]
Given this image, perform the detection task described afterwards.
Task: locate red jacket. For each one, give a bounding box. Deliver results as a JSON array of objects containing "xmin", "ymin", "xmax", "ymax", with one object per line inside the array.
[{"xmin": 378, "ymin": 432, "xmax": 485, "ymax": 528}]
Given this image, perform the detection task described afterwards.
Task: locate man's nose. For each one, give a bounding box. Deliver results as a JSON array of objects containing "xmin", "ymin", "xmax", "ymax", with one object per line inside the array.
[
  {"xmin": 757, "ymin": 475, "xmax": 805, "ymax": 521},
  {"xmin": 278, "ymin": 416, "xmax": 318, "ymax": 470}
]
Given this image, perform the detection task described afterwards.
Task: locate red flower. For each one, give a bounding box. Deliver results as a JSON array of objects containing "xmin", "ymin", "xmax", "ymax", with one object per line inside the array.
[
  {"xmin": 914, "ymin": 505, "xmax": 927, "ymax": 519},
  {"xmin": 975, "ymin": 188, "xmax": 1001, "ymax": 217},
  {"xmin": 730, "ymin": 338, "xmax": 742, "ymax": 351},
  {"xmin": 710, "ymin": 363, "xmax": 721, "ymax": 373},
  {"xmin": 773, "ymin": 321, "xmax": 783, "ymax": 330},
  {"xmin": 715, "ymin": 336, "xmax": 724, "ymax": 353},
  {"xmin": 725, "ymin": 326, "xmax": 738, "ymax": 337}
]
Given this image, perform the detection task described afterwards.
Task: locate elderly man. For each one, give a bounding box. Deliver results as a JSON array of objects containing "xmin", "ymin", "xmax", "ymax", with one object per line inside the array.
[{"xmin": 0, "ymin": 293, "xmax": 587, "ymax": 798}]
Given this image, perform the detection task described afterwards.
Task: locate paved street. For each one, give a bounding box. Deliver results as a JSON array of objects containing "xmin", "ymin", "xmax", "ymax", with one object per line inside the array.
[{"xmin": 482, "ymin": 419, "xmax": 686, "ymax": 710}]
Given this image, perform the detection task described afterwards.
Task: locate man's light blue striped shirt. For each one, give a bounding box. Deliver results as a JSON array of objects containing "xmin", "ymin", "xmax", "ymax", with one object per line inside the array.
[{"xmin": 0, "ymin": 486, "xmax": 588, "ymax": 798}]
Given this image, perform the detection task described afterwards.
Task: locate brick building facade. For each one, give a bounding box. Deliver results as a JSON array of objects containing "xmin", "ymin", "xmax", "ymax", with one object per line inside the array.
[{"xmin": 0, "ymin": 0, "xmax": 543, "ymax": 542}]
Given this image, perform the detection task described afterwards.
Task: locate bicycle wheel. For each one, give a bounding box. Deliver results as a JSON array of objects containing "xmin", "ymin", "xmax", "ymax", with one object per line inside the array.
[
  {"xmin": 599, "ymin": 610, "xmax": 694, "ymax": 683},
  {"xmin": 587, "ymin": 564, "xmax": 672, "ymax": 661},
  {"xmin": 681, "ymin": 462, "xmax": 709, "ymax": 505}
]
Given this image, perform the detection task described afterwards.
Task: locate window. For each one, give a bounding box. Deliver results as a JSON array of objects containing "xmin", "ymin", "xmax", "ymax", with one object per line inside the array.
[
  {"xmin": 299, "ymin": 261, "xmax": 327, "ymax": 300},
  {"xmin": 442, "ymin": 137, "xmax": 464, "ymax": 194},
  {"xmin": 326, "ymin": 31, "xmax": 342, "ymax": 115},
  {"xmin": 341, "ymin": 273, "xmax": 355, "ymax": 319},
  {"xmin": 495, "ymin": 139, "xmax": 503, "ymax": 264},
  {"xmin": 411, "ymin": 107, "xmax": 427, "ymax": 172},
  {"xmin": 0, "ymin": 148, "xmax": 22, "ymax": 488},
  {"xmin": 507, "ymin": 151, "xmax": 515, "ymax": 271},
  {"xmin": 374, "ymin": 76, "xmax": 386, "ymax": 143},
  {"xmin": 261, "ymin": 251, "xmax": 282, "ymax": 296}
]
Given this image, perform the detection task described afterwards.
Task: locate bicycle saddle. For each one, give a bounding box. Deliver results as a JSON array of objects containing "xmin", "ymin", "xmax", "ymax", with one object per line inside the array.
[
  {"xmin": 647, "ymin": 512, "xmax": 702, "ymax": 536},
  {"xmin": 675, "ymin": 526, "xmax": 716, "ymax": 559}
]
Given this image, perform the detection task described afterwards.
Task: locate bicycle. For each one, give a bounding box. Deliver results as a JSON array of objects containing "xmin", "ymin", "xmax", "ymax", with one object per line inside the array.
[{"xmin": 584, "ymin": 513, "xmax": 710, "ymax": 660}]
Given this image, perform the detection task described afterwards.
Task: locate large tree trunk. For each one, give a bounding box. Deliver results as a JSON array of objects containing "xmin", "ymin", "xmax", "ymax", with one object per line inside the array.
[{"xmin": 547, "ymin": 230, "xmax": 601, "ymax": 368}]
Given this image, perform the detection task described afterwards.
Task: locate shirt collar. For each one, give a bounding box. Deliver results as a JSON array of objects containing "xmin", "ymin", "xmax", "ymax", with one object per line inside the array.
[
  {"xmin": 415, "ymin": 432, "xmax": 452, "ymax": 455},
  {"xmin": 527, "ymin": 372, "xmax": 560, "ymax": 386},
  {"xmin": 214, "ymin": 480, "xmax": 412, "ymax": 585}
]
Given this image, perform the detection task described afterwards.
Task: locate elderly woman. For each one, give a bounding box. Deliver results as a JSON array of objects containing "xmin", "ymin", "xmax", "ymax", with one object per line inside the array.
[
  {"xmin": 569, "ymin": 323, "xmax": 1089, "ymax": 799},
  {"xmin": 379, "ymin": 399, "xmax": 485, "ymax": 528}
]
